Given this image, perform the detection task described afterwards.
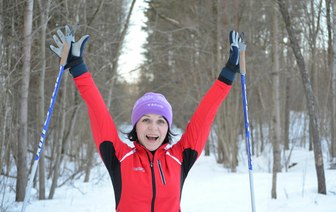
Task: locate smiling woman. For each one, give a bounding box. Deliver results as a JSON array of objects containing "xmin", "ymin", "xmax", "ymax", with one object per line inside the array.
[
  {"xmin": 50, "ymin": 24, "xmax": 241, "ymax": 211},
  {"xmin": 127, "ymin": 92, "xmax": 173, "ymax": 151},
  {"xmin": 125, "ymin": 91, "xmax": 175, "ymax": 152},
  {"xmin": 136, "ymin": 114, "xmax": 168, "ymax": 151}
]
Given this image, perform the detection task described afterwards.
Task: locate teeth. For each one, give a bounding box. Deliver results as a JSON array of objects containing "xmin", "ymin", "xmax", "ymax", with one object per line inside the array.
[
  {"xmin": 147, "ymin": 135, "xmax": 158, "ymax": 138},
  {"xmin": 146, "ymin": 135, "xmax": 159, "ymax": 140}
]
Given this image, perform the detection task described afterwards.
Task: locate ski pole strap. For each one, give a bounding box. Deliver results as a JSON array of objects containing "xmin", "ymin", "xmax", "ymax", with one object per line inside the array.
[
  {"xmin": 218, "ymin": 66, "xmax": 237, "ymax": 85},
  {"xmin": 65, "ymin": 57, "xmax": 83, "ymax": 69},
  {"xmin": 70, "ymin": 62, "xmax": 89, "ymax": 78},
  {"xmin": 225, "ymin": 61, "xmax": 240, "ymax": 73}
]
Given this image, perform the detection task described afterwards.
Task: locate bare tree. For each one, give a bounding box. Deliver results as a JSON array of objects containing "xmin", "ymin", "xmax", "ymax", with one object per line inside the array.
[
  {"xmin": 303, "ymin": 0, "xmax": 323, "ymax": 151},
  {"xmin": 16, "ymin": 0, "xmax": 34, "ymax": 202},
  {"xmin": 106, "ymin": 0, "xmax": 137, "ymax": 110},
  {"xmin": 271, "ymin": 5, "xmax": 281, "ymax": 199},
  {"xmin": 284, "ymin": 46, "xmax": 292, "ymax": 151},
  {"xmin": 37, "ymin": 0, "xmax": 52, "ymax": 200},
  {"xmin": 0, "ymin": 0, "xmax": 5, "ymax": 177},
  {"xmin": 330, "ymin": 0, "xmax": 336, "ymax": 163},
  {"xmin": 84, "ymin": 137, "xmax": 95, "ymax": 182},
  {"xmin": 277, "ymin": 0, "xmax": 326, "ymax": 194},
  {"xmin": 48, "ymin": 72, "xmax": 68, "ymax": 199}
]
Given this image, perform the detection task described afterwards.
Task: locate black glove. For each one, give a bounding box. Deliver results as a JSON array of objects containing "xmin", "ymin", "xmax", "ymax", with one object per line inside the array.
[{"xmin": 218, "ymin": 30, "xmax": 241, "ymax": 85}]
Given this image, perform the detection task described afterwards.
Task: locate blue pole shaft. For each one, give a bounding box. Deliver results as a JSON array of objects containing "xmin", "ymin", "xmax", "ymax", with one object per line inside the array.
[
  {"xmin": 239, "ymin": 36, "xmax": 256, "ymax": 212},
  {"xmin": 241, "ymin": 74, "xmax": 256, "ymax": 212},
  {"xmin": 21, "ymin": 42, "xmax": 70, "ymax": 212},
  {"xmin": 21, "ymin": 65, "xmax": 65, "ymax": 212}
]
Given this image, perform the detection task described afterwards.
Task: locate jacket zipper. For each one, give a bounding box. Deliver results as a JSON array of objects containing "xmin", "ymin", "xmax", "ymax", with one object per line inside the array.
[
  {"xmin": 146, "ymin": 152, "xmax": 156, "ymax": 212},
  {"xmin": 157, "ymin": 160, "xmax": 166, "ymax": 185}
]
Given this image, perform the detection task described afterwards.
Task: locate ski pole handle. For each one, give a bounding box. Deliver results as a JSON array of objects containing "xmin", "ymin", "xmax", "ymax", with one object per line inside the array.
[
  {"xmin": 60, "ymin": 42, "xmax": 70, "ymax": 65},
  {"xmin": 239, "ymin": 32, "xmax": 247, "ymax": 75},
  {"xmin": 240, "ymin": 47, "xmax": 246, "ymax": 74}
]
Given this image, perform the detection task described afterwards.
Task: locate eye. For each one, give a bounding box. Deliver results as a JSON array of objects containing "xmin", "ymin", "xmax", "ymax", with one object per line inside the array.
[
  {"xmin": 158, "ymin": 119, "xmax": 166, "ymax": 124},
  {"xmin": 142, "ymin": 118, "xmax": 150, "ymax": 122}
]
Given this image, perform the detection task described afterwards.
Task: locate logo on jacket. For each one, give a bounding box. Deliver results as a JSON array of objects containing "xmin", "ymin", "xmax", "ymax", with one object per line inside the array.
[{"xmin": 133, "ymin": 167, "xmax": 145, "ymax": 172}]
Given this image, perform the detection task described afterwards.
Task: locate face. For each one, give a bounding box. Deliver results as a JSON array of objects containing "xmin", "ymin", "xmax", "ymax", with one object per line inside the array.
[{"xmin": 136, "ymin": 113, "xmax": 169, "ymax": 151}]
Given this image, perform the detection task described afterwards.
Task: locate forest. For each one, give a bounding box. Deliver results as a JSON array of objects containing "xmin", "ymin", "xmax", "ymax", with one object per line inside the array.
[{"xmin": 0, "ymin": 0, "xmax": 335, "ymax": 208}]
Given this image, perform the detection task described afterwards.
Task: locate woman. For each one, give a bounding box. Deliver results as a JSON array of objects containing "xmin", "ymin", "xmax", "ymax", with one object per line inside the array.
[{"xmin": 50, "ymin": 25, "xmax": 241, "ymax": 212}]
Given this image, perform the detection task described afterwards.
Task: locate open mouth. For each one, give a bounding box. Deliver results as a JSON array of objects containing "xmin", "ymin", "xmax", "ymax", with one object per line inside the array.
[{"xmin": 146, "ymin": 135, "xmax": 159, "ymax": 141}]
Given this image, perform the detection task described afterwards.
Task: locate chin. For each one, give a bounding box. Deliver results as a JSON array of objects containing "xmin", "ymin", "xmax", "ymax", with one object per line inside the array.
[{"xmin": 147, "ymin": 146, "xmax": 159, "ymax": 151}]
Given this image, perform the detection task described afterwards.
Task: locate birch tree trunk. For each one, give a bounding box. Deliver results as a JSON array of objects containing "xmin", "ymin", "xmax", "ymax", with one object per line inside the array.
[
  {"xmin": 331, "ymin": 0, "xmax": 336, "ymax": 162},
  {"xmin": 284, "ymin": 47, "xmax": 292, "ymax": 151},
  {"xmin": 60, "ymin": 103, "xmax": 80, "ymax": 164},
  {"xmin": 271, "ymin": 6, "xmax": 281, "ymax": 199},
  {"xmin": 37, "ymin": 0, "xmax": 52, "ymax": 200},
  {"xmin": 48, "ymin": 72, "xmax": 68, "ymax": 199},
  {"xmin": 16, "ymin": 0, "xmax": 34, "ymax": 202},
  {"xmin": 0, "ymin": 0, "xmax": 4, "ymax": 177},
  {"xmin": 304, "ymin": 0, "xmax": 323, "ymax": 151},
  {"xmin": 277, "ymin": 0, "xmax": 326, "ymax": 194},
  {"xmin": 209, "ymin": 0, "xmax": 220, "ymax": 158},
  {"xmin": 205, "ymin": 0, "xmax": 221, "ymax": 156},
  {"xmin": 0, "ymin": 95, "xmax": 11, "ymax": 177},
  {"xmin": 84, "ymin": 138, "xmax": 95, "ymax": 182}
]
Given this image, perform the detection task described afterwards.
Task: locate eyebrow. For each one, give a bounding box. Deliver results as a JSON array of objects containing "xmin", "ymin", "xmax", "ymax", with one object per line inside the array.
[{"xmin": 142, "ymin": 115, "xmax": 164, "ymax": 119}]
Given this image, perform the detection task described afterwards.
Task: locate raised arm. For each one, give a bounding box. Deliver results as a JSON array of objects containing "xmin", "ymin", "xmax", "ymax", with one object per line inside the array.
[
  {"xmin": 50, "ymin": 25, "xmax": 130, "ymax": 163},
  {"xmin": 170, "ymin": 30, "xmax": 241, "ymax": 171}
]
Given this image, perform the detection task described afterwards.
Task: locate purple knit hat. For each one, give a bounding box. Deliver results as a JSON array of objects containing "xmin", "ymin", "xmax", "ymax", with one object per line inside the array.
[{"xmin": 132, "ymin": 92, "xmax": 173, "ymax": 128}]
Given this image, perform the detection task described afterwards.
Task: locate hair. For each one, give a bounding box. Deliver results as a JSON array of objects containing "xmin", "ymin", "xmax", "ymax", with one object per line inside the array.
[{"xmin": 126, "ymin": 126, "xmax": 176, "ymax": 145}]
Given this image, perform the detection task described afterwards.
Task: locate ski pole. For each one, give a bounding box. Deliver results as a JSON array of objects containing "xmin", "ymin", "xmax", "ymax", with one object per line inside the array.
[
  {"xmin": 21, "ymin": 41, "xmax": 70, "ymax": 212},
  {"xmin": 239, "ymin": 32, "xmax": 256, "ymax": 212}
]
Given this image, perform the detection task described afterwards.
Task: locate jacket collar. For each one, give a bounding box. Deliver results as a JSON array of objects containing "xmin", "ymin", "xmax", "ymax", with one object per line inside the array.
[{"xmin": 133, "ymin": 141, "xmax": 169, "ymax": 158}]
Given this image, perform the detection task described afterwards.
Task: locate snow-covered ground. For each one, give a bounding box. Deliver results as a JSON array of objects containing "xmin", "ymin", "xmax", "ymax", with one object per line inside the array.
[
  {"xmin": 3, "ymin": 120, "xmax": 336, "ymax": 212},
  {"xmin": 3, "ymin": 144, "xmax": 336, "ymax": 212}
]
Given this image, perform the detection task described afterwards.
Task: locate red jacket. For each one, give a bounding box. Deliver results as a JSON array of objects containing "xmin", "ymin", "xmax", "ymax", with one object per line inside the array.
[{"xmin": 74, "ymin": 72, "xmax": 231, "ymax": 212}]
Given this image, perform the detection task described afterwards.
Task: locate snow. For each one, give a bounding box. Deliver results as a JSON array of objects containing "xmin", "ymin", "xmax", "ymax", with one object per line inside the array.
[
  {"xmin": 3, "ymin": 123, "xmax": 336, "ymax": 212},
  {"xmin": 4, "ymin": 147, "xmax": 336, "ymax": 211}
]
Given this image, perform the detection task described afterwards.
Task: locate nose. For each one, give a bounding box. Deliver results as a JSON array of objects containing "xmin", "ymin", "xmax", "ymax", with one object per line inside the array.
[{"xmin": 148, "ymin": 122, "xmax": 158, "ymax": 130}]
